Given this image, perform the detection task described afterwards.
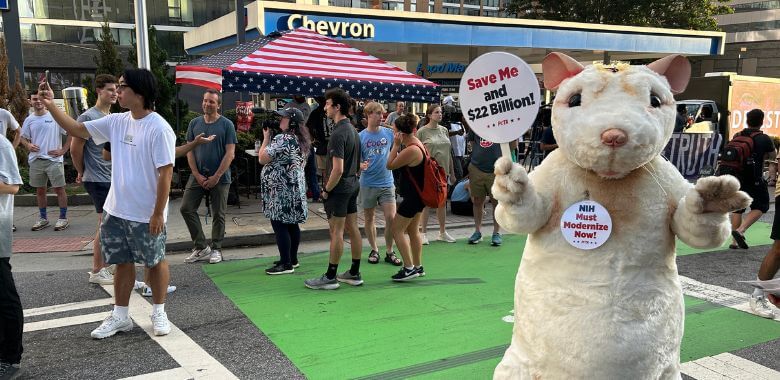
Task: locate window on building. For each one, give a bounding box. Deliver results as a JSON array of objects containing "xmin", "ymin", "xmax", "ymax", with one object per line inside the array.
[
  {"xmin": 329, "ymin": 0, "xmax": 353, "ymax": 7},
  {"xmin": 732, "ymin": 1, "xmax": 780, "ymax": 13},
  {"xmin": 442, "ymin": 5, "xmax": 461, "ymax": 14},
  {"xmin": 465, "ymin": 8, "xmax": 480, "ymax": 16},
  {"xmin": 382, "ymin": 1, "xmax": 404, "ymax": 11}
]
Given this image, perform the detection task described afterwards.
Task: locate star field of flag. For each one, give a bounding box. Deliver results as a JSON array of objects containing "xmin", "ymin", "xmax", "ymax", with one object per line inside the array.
[{"xmin": 176, "ymin": 28, "xmax": 440, "ymax": 102}]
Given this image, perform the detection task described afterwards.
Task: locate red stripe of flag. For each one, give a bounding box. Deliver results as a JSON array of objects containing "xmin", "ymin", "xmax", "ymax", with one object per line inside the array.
[
  {"xmin": 176, "ymin": 66, "xmax": 222, "ymax": 75},
  {"xmin": 175, "ymin": 78, "xmax": 222, "ymax": 91}
]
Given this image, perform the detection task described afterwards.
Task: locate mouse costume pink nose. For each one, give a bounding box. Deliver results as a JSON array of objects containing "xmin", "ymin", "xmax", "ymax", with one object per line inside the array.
[{"xmin": 601, "ymin": 128, "xmax": 628, "ymax": 147}]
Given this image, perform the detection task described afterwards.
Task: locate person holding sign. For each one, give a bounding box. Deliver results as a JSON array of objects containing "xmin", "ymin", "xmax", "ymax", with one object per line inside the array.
[
  {"xmin": 417, "ymin": 104, "xmax": 456, "ymax": 244},
  {"xmin": 386, "ymin": 114, "xmax": 427, "ymax": 281}
]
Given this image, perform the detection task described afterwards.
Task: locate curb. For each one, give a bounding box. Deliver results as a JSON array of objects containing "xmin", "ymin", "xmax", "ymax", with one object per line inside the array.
[
  {"xmin": 15, "ymin": 193, "xmax": 94, "ymax": 207},
  {"xmin": 164, "ymin": 221, "xmax": 486, "ymax": 252}
]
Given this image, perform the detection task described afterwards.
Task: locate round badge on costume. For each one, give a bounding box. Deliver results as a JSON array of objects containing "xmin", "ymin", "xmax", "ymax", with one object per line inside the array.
[{"xmin": 559, "ymin": 200, "xmax": 612, "ymax": 250}]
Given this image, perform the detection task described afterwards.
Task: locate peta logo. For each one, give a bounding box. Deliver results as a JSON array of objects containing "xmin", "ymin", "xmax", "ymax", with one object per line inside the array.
[{"xmin": 480, "ymin": 139, "xmax": 494, "ymax": 148}]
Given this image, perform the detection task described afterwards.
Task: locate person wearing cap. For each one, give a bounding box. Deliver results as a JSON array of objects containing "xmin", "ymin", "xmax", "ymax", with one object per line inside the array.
[
  {"xmin": 259, "ymin": 107, "xmax": 311, "ymax": 274},
  {"xmin": 181, "ymin": 89, "xmax": 237, "ymax": 265}
]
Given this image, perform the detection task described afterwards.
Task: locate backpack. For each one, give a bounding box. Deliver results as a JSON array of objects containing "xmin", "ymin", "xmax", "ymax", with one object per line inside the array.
[
  {"xmin": 405, "ymin": 142, "xmax": 448, "ymax": 208},
  {"xmin": 716, "ymin": 130, "xmax": 762, "ymax": 179}
]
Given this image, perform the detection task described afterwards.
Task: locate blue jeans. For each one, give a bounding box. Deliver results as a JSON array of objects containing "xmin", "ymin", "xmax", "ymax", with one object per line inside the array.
[{"xmin": 305, "ymin": 147, "xmax": 320, "ymax": 201}]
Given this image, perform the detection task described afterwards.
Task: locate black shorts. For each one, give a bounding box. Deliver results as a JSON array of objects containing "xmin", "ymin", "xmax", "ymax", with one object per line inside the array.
[
  {"xmin": 771, "ymin": 197, "xmax": 780, "ymax": 240},
  {"xmin": 397, "ymin": 194, "xmax": 425, "ymax": 218},
  {"xmin": 83, "ymin": 181, "xmax": 111, "ymax": 213},
  {"xmin": 735, "ymin": 181, "xmax": 769, "ymax": 214},
  {"xmin": 324, "ymin": 189, "xmax": 359, "ymax": 218}
]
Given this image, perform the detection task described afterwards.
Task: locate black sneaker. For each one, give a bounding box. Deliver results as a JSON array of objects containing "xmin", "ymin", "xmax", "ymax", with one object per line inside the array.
[
  {"xmin": 273, "ymin": 260, "xmax": 300, "ymax": 268},
  {"xmin": 391, "ymin": 267, "xmax": 419, "ymax": 282},
  {"xmin": 0, "ymin": 361, "xmax": 20, "ymax": 380},
  {"xmin": 415, "ymin": 266, "xmax": 426, "ymax": 277},
  {"xmin": 266, "ymin": 264, "xmax": 294, "ymax": 275}
]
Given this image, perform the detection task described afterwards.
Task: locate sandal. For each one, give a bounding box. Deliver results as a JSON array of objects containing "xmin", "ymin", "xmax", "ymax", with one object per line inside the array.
[
  {"xmin": 368, "ymin": 250, "xmax": 380, "ymax": 264},
  {"xmin": 384, "ymin": 251, "xmax": 402, "ymax": 266},
  {"xmin": 731, "ymin": 230, "xmax": 749, "ymax": 249}
]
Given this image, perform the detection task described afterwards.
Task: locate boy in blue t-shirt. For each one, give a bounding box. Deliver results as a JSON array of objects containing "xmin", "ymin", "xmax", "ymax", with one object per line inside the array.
[{"xmin": 359, "ymin": 102, "xmax": 401, "ymax": 266}]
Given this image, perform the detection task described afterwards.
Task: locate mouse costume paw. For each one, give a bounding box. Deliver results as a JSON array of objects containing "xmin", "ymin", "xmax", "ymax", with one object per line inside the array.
[
  {"xmin": 686, "ymin": 175, "xmax": 752, "ymax": 214},
  {"xmin": 492, "ymin": 157, "xmax": 529, "ymax": 204}
]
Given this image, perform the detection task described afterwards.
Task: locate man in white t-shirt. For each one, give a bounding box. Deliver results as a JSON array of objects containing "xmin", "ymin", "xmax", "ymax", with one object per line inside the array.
[
  {"xmin": 0, "ymin": 108, "xmax": 20, "ymax": 148},
  {"xmin": 38, "ymin": 69, "xmax": 177, "ymax": 340},
  {"xmin": 20, "ymin": 91, "xmax": 71, "ymax": 231}
]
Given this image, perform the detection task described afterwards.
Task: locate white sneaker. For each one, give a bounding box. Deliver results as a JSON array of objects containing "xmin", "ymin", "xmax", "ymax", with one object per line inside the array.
[
  {"xmin": 209, "ymin": 249, "xmax": 223, "ymax": 264},
  {"xmin": 151, "ymin": 311, "xmax": 171, "ymax": 336},
  {"xmin": 421, "ymin": 234, "xmax": 430, "ymax": 245},
  {"xmin": 31, "ymin": 218, "xmax": 49, "ymax": 231},
  {"xmin": 184, "ymin": 246, "xmax": 212, "ymax": 263},
  {"xmin": 438, "ymin": 231, "xmax": 456, "ymax": 243},
  {"xmin": 749, "ymin": 294, "xmax": 776, "ymax": 319},
  {"xmin": 133, "ymin": 280, "xmax": 146, "ymax": 290},
  {"xmin": 141, "ymin": 285, "xmax": 178, "ymax": 297},
  {"xmin": 88, "ymin": 267, "xmax": 114, "ymax": 285},
  {"xmin": 90, "ymin": 315, "xmax": 133, "ymax": 339},
  {"xmin": 54, "ymin": 218, "xmax": 69, "ymax": 231}
]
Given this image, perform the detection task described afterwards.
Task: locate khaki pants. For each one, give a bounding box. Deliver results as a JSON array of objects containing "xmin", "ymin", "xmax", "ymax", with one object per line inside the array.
[{"xmin": 179, "ymin": 176, "xmax": 230, "ymax": 249}]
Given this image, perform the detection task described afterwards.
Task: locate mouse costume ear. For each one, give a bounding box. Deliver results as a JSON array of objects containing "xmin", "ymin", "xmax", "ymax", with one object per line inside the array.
[
  {"xmin": 647, "ymin": 55, "xmax": 691, "ymax": 94},
  {"xmin": 542, "ymin": 52, "xmax": 585, "ymax": 91}
]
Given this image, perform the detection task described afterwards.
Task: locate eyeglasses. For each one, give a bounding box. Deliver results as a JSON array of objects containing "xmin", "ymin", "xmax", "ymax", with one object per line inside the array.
[{"xmin": 117, "ymin": 84, "xmax": 130, "ymax": 91}]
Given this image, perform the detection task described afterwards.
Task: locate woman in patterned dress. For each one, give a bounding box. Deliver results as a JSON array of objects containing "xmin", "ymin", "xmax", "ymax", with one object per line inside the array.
[{"xmin": 258, "ymin": 107, "xmax": 311, "ymax": 275}]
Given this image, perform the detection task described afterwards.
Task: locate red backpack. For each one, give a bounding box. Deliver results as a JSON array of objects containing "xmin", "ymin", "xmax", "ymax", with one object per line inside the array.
[
  {"xmin": 406, "ymin": 142, "xmax": 448, "ymax": 208},
  {"xmin": 716, "ymin": 130, "xmax": 762, "ymax": 179}
]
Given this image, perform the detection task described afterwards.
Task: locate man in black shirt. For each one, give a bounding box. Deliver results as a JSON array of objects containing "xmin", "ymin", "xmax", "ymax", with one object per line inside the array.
[
  {"xmin": 730, "ymin": 109, "xmax": 777, "ymax": 251},
  {"xmin": 305, "ymin": 89, "xmax": 363, "ymax": 290}
]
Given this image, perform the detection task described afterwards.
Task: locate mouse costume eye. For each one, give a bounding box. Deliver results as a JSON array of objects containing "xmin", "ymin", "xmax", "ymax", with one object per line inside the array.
[
  {"xmin": 650, "ymin": 94, "xmax": 662, "ymax": 108},
  {"xmin": 568, "ymin": 93, "xmax": 582, "ymax": 107}
]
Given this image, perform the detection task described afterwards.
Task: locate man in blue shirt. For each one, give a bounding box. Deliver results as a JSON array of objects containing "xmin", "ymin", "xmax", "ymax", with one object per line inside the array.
[
  {"xmin": 180, "ymin": 89, "xmax": 237, "ymax": 265},
  {"xmin": 359, "ymin": 102, "xmax": 400, "ymax": 266}
]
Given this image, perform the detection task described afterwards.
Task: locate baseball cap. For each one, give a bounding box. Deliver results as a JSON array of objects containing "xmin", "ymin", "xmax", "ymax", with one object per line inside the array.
[{"xmin": 275, "ymin": 107, "xmax": 305, "ymax": 124}]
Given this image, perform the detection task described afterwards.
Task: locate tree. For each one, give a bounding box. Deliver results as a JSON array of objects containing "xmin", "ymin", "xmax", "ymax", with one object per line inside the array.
[
  {"xmin": 502, "ymin": 0, "xmax": 733, "ymax": 31},
  {"xmin": 0, "ymin": 38, "xmax": 10, "ymax": 109},
  {"xmin": 129, "ymin": 26, "xmax": 188, "ymax": 131},
  {"xmin": 9, "ymin": 69, "xmax": 30, "ymax": 170},
  {"xmin": 84, "ymin": 22, "xmax": 125, "ymax": 112}
]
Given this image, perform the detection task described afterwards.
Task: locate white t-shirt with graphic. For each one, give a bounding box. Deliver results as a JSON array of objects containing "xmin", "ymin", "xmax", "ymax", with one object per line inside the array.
[
  {"xmin": 21, "ymin": 112, "xmax": 67, "ymax": 163},
  {"xmin": 85, "ymin": 111, "xmax": 176, "ymax": 223}
]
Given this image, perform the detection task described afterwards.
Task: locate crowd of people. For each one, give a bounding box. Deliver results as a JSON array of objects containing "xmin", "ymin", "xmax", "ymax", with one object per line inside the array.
[{"xmin": 1, "ymin": 68, "xmax": 779, "ymax": 380}]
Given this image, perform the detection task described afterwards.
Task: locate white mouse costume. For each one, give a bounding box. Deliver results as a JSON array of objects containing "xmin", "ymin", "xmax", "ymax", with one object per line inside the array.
[{"xmin": 491, "ymin": 53, "xmax": 751, "ymax": 380}]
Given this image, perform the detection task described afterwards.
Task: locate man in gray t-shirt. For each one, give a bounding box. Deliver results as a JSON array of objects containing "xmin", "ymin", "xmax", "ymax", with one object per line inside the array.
[
  {"xmin": 383, "ymin": 101, "xmax": 405, "ymax": 128},
  {"xmin": 0, "ymin": 134, "xmax": 24, "ymax": 375},
  {"xmin": 181, "ymin": 90, "xmax": 237, "ymax": 265},
  {"xmin": 72, "ymin": 74, "xmax": 118, "ymax": 285}
]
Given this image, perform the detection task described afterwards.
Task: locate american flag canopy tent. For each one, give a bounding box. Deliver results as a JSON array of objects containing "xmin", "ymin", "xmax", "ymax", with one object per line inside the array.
[{"xmin": 176, "ymin": 28, "xmax": 440, "ymax": 102}]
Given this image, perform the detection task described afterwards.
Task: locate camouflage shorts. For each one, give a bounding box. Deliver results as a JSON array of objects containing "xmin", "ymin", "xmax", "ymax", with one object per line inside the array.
[{"xmin": 100, "ymin": 213, "xmax": 167, "ymax": 267}]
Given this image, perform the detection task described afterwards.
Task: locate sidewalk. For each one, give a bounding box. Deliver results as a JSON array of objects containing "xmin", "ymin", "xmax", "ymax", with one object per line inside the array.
[{"xmin": 11, "ymin": 193, "xmax": 488, "ymax": 254}]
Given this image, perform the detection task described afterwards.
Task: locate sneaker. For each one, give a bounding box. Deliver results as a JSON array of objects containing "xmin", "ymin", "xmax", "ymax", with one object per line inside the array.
[
  {"xmin": 266, "ymin": 264, "xmax": 294, "ymax": 275},
  {"xmin": 54, "ymin": 218, "xmax": 69, "ymax": 231},
  {"xmin": 468, "ymin": 231, "xmax": 483, "ymax": 244},
  {"xmin": 336, "ymin": 270, "xmax": 364, "ymax": 286},
  {"xmin": 106, "ymin": 264, "xmax": 117, "ymax": 275},
  {"xmin": 184, "ymin": 246, "xmax": 212, "ymax": 263},
  {"xmin": 209, "ymin": 249, "xmax": 223, "ymax": 264},
  {"xmin": 304, "ymin": 274, "xmax": 340, "ymax": 290},
  {"xmin": 90, "ymin": 315, "xmax": 133, "ymax": 339},
  {"xmin": 491, "ymin": 232, "xmax": 503, "ymax": 246},
  {"xmin": 438, "ymin": 231, "xmax": 456, "ymax": 243},
  {"xmin": 273, "ymin": 260, "xmax": 300, "ymax": 268},
  {"xmin": 415, "ymin": 266, "xmax": 426, "ymax": 277},
  {"xmin": 421, "ymin": 234, "xmax": 430, "ymax": 245},
  {"xmin": 391, "ymin": 267, "xmax": 420, "ymax": 282},
  {"xmin": 31, "ymin": 218, "xmax": 49, "ymax": 231},
  {"xmin": 151, "ymin": 311, "xmax": 171, "ymax": 336},
  {"xmin": 0, "ymin": 361, "xmax": 20, "ymax": 380},
  {"xmin": 88, "ymin": 267, "xmax": 114, "ymax": 285},
  {"xmin": 749, "ymin": 294, "xmax": 776, "ymax": 319},
  {"xmin": 133, "ymin": 280, "xmax": 146, "ymax": 290},
  {"xmin": 141, "ymin": 285, "xmax": 178, "ymax": 297}
]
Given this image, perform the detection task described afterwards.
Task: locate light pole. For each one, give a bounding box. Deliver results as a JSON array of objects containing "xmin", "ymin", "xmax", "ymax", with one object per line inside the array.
[
  {"xmin": 134, "ymin": 0, "xmax": 151, "ymax": 70},
  {"xmin": 736, "ymin": 46, "xmax": 747, "ymax": 74}
]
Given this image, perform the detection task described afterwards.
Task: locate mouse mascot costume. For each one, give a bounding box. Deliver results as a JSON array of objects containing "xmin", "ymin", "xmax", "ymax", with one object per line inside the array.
[{"xmin": 491, "ymin": 53, "xmax": 751, "ymax": 379}]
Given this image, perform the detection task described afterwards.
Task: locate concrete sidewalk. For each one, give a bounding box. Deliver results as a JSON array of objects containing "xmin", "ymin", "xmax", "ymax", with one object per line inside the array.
[{"xmin": 11, "ymin": 192, "xmax": 488, "ymax": 254}]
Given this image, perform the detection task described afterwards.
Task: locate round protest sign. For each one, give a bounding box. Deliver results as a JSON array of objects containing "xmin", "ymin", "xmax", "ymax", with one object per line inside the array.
[
  {"xmin": 559, "ymin": 200, "xmax": 612, "ymax": 250},
  {"xmin": 458, "ymin": 52, "xmax": 540, "ymax": 143}
]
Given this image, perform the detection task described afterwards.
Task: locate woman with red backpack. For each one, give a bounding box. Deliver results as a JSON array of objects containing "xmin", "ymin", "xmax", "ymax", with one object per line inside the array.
[{"xmin": 386, "ymin": 113, "xmax": 427, "ymax": 281}]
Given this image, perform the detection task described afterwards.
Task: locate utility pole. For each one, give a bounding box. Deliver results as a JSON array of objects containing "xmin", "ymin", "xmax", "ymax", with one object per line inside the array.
[
  {"xmin": 236, "ymin": 0, "xmax": 245, "ymax": 45},
  {"xmin": 1, "ymin": 1, "xmax": 24, "ymax": 85},
  {"xmin": 134, "ymin": 0, "xmax": 151, "ymax": 69}
]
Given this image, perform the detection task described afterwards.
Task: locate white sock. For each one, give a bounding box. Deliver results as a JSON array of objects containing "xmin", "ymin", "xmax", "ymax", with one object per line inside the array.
[
  {"xmin": 405, "ymin": 266, "xmax": 414, "ymax": 271},
  {"xmin": 152, "ymin": 304, "xmax": 165, "ymax": 314},
  {"xmin": 753, "ymin": 285, "xmax": 765, "ymax": 298},
  {"xmin": 112, "ymin": 306, "xmax": 129, "ymax": 320}
]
